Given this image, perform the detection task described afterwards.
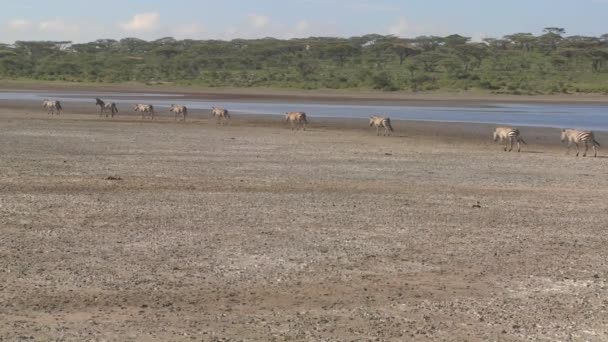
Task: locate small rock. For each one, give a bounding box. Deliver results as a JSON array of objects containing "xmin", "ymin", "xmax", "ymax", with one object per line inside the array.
[{"xmin": 105, "ymin": 176, "xmax": 122, "ymax": 181}]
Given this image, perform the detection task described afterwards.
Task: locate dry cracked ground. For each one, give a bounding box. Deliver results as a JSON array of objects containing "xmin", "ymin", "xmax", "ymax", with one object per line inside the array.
[{"xmin": 0, "ymin": 109, "xmax": 608, "ymax": 341}]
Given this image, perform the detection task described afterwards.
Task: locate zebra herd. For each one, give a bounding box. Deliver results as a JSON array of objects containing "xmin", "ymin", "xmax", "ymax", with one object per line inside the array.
[
  {"xmin": 493, "ymin": 126, "xmax": 600, "ymax": 157},
  {"xmin": 42, "ymin": 98, "xmax": 601, "ymax": 157},
  {"xmin": 46, "ymin": 98, "xmax": 231, "ymax": 124}
]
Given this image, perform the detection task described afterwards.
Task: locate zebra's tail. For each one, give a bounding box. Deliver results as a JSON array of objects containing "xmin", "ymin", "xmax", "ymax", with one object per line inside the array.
[
  {"xmin": 56, "ymin": 102, "xmax": 63, "ymax": 110},
  {"xmin": 593, "ymin": 139, "xmax": 600, "ymax": 147},
  {"xmin": 518, "ymin": 137, "xmax": 527, "ymax": 145}
]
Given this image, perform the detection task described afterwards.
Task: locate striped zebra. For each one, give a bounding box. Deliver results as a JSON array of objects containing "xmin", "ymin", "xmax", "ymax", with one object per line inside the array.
[
  {"xmin": 561, "ymin": 129, "xmax": 600, "ymax": 157},
  {"xmin": 134, "ymin": 104, "xmax": 155, "ymax": 119},
  {"xmin": 42, "ymin": 99, "xmax": 62, "ymax": 115},
  {"xmin": 170, "ymin": 104, "xmax": 188, "ymax": 121},
  {"xmin": 369, "ymin": 115, "xmax": 394, "ymax": 136},
  {"xmin": 285, "ymin": 111, "xmax": 307, "ymax": 131},
  {"xmin": 95, "ymin": 98, "xmax": 118, "ymax": 118},
  {"xmin": 493, "ymin": 127, "xmax": 527, "ymax": 152},
  {"xmin": 211, "ymin": 107, "xmax": 230, "ymax": 125}
]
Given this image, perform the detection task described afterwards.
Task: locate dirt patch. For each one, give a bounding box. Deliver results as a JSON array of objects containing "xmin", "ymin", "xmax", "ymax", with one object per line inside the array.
[{"xmin": 1, "ymin": 107, "xmax": 607, "ymax": 341}]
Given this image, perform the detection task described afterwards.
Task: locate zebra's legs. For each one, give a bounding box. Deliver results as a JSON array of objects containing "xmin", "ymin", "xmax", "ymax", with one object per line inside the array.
[
  {"xmin": 575, "ymin": 142, "xmax": 580, "ymax": 157},
  {"xmin": 593, "ymin": 144, "xmax": 598, "ymax": 157},
  {"xmin": 583, "ymin": 142, "xmax": 589, "ymax": 157},
  {"xmin": 517, "ymin": 140, "xmax": 521, "ymax": 152},
  {"xmin": 503, "ymin": 138, "xmax": 508, "ymax": 152}
]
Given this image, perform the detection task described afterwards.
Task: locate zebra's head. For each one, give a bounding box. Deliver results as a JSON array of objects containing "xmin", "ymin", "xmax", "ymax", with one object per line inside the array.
[
  {"xmin": 369, "ymin": 116, "xmax": 375, "ymax": 126},
  {"xmin": 560, "ymin": 129, "xmax": 567, "ymax": 142},
  {"xmin": 493, "ymin": 129, "xmax": 499, "ymax": 141}
]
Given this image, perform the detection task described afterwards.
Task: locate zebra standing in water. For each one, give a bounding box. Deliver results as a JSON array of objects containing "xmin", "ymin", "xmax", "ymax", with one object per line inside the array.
[
  {"xmin": 493, "ymin": 127, "xmax": 527, "ymax": 152},
  {"xmin": 95, "ymin": 98, "xmax": 118, "ymax": 118},
  {"xmin": 369, "ymin": 115, "xmax": 394, "ymax": 136},
  {"xmin": 134, "ymin": 104, "xmax": 155, "ymax": 119},
  {"xmin": 285, "ymin": 111, "xmax": 307, "ymax": 131},
  {"xmin": 170, "ymin": 104, "xmax": 188, "ymax": 121},
  {"xmin": 561, "ymin": 129, "xmax": 600, "ymax": 157},
  {"xmin": 42, "ymin": 99, "xmax": 62, "ymax": 115},
  {"xmin": 211, "ymin": 107, "xmax": 230, "ymax": 125}
]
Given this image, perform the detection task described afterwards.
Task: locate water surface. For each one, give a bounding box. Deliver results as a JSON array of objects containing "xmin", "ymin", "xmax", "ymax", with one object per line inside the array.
[{"xmin": 1, "ymin": 90, "xmax": 607, "ymax": 131}]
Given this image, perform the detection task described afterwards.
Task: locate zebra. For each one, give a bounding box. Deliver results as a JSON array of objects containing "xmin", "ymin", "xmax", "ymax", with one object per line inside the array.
[
  {"xmin": 211, "ymin": 107, "xmax": 230, "ymax": 125},
  {"xmin": 285, "ymin": 112, "xmax": 307, "ymax": 131},
  {"xmin": 42, "ymin": 99, "xmax": 62, "ymax": 115},
  {"xmin": 170, "ymin": 104, "xmax": 188, "ymax": 121},
  {"xmin": 493, "ymin": 127, "xmax": 527, "ymax": 152},
  {"xmin": 95, "ymin": 98, "xmax": 118, "ymax": 118},
  {"xmin": 561, "ymin": 129, "xmax": 600, "ymax": 157},
  {"xmin": 134, "ymin": 104, "xmax": 155, "ymax": 119},
  {"xmin": 369, "ymin": 115, "xmax": 394, "ymax": 136}
]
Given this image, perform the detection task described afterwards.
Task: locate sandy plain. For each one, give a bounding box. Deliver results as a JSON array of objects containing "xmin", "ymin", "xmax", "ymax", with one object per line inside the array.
[{"xmin": 1, "ymin": 95, "xmax": 608, "ymax": 341}]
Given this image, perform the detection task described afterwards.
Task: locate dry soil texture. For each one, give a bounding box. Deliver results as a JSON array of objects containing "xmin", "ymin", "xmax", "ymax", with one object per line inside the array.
[{"xmin": 1, "ymin": 107, "xmax": 608, "ymax": 341}]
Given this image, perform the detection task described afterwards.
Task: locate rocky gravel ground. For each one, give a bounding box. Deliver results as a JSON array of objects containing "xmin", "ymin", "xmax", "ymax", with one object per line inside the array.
[{"xmin": 1, "ymin": 108, "xmax": 607, "ymax": 341}]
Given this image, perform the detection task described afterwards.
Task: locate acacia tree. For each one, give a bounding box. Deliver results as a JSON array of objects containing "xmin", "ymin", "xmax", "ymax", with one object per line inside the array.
[
  {"xmin": 539, "ymin": 27, "xmax": 565, "ymax": 52},
  {"xmin": 504, "ymin": 33, "xmax": 536, "ymax": 52}
]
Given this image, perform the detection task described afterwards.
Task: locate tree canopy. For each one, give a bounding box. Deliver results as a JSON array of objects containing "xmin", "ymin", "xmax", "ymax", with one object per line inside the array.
[{"xmin": 1, "ymin": 28, "xmax": 608, "ymax": 94}]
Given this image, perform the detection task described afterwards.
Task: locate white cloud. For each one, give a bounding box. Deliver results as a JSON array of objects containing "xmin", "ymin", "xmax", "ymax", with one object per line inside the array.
[
  {"xmin": 121, "ymin": 12, "xmax": 160, "ymax": 32},
  {"xmin": 296, "ymin": 20, "xmax": 309, "ymax": 33},
  {"xmin": 39, "ymin": 20, "xmax": 79, "ymax": 33},
  {"xmin": 171, "ymin": 24, "xmax": 206, "ymax": 39},
  {"xmin": 388, "ymin": 17, "xmax": 409, "ymax": 36},
  {"xmin": 471, "ymin": 32, "xmax": 488, "ymax": 43},
  {"xmin": 387, "ymin": 17, "xmax": 449, "ymax": 38},
  {"xmin": 248, "ymin": 14, "xmax": 270, "ymax": 29},
  {"xmin": 7, "ymin": 19, "xmax": 32, "ymax": 31}
]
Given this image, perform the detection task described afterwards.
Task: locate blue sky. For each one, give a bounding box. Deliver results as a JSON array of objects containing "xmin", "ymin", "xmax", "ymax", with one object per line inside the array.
[{"xmin": 2, "ymin": 0, "xmax": 607, "ymax": 43}]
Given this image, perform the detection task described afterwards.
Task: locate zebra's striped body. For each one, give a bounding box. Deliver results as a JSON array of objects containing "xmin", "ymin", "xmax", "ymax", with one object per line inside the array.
[
  {"xmin": 170, "ymin": 104, "xmax": 188, "ymax": 121},
  {"xmin": 134, "ymin": 104, "xmax": 155, "ymax": 119},
  {"xmin": 285, "ymin": 112, "xmax": 307, "ymax": 131},
  {"xmin": 369, "ymin": 116, "xmax": 394, "ymax": 136},
  {"xmin": 561, "ymin": 129, "xmax": 600, "ymax": 157},
  {"xmin": 211, "ymin": 107, "xmax": 230, "ymax": 125},
  {"xmin": 95, "ymin": 98, "xmax": 118, "ymax": 118},
  {"xmin": 493, "ymin": 127, "xmax": 526, "ymax": 152},
  {"xmin": 42, "ymin": 99, "xmax": 62, "ymax": 115}
]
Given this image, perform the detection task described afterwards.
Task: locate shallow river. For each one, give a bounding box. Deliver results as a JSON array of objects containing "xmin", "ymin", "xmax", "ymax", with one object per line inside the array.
[{"xmin": 1, "ymin": 90, "xmax": 607, "ymax": 131}]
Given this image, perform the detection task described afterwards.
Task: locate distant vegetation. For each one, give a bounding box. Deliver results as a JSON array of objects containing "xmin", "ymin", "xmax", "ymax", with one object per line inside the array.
[{"xmin": 1, "ymin": 28, "xmax": 608, "ymax": 94}]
